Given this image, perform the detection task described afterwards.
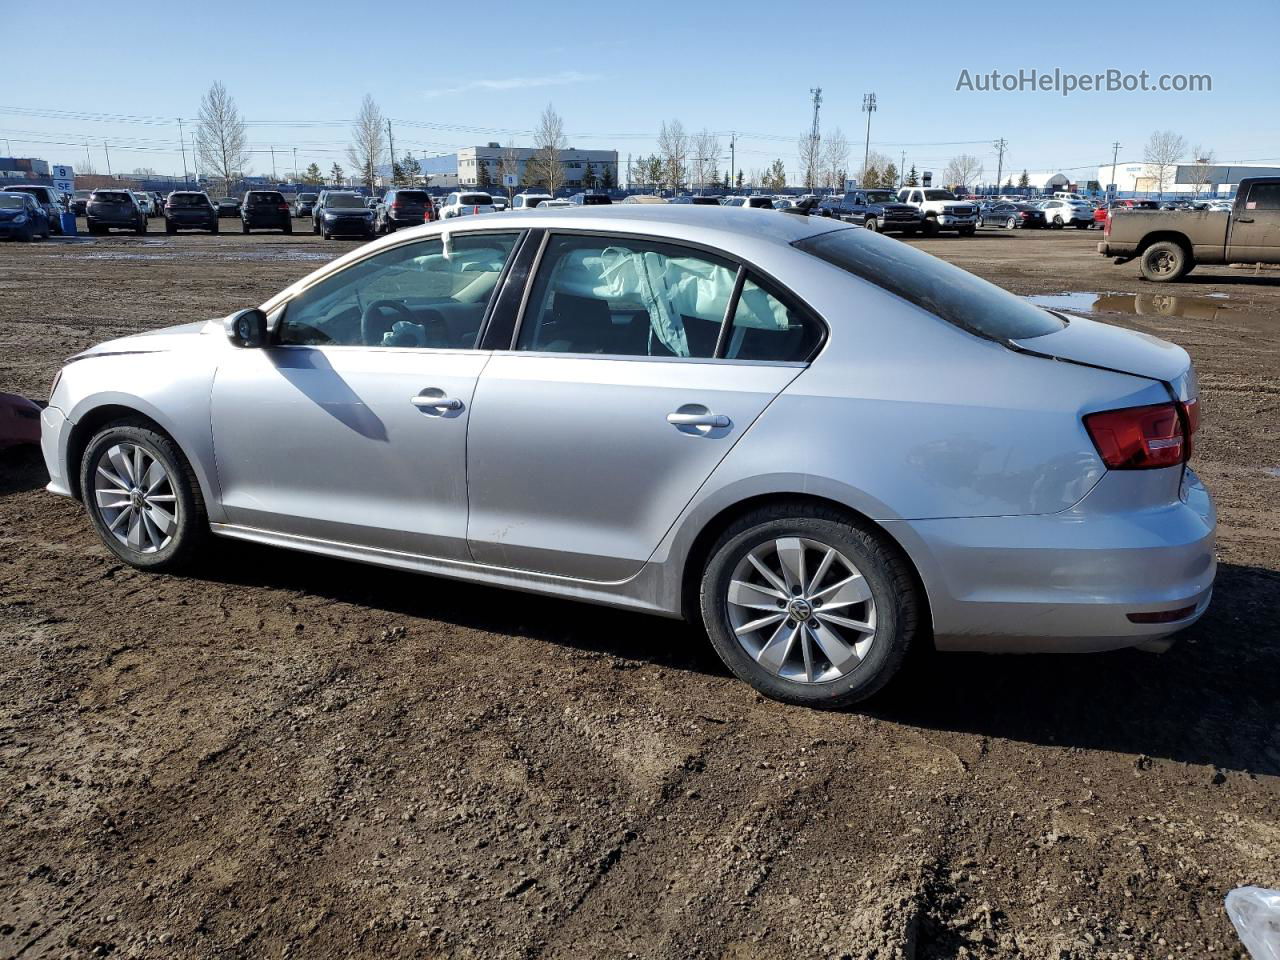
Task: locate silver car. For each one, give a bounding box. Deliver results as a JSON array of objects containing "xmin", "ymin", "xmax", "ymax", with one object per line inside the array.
[{"xmin": 40, "ymin": 208, "xmax": 1216, "ymax": 707}]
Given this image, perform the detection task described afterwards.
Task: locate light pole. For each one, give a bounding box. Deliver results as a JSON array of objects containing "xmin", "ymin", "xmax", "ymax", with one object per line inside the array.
[
  {"xmin": 178, "ymin": 119, "xmax": 189, "ymax": 185},
  {"xmin": 293, "ymin": 147, "xmax": 298, "ymax": 183},
  {"xmin": 861, "ymin": 93, "xmax": 876, "ymax": 184},
  {"xmin": 1110, "ymin": 141, "xmax": 1121, "ymax": 199}
]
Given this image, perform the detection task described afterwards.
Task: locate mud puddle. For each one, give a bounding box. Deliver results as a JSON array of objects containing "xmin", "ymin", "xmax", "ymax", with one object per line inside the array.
[{"xmin": 1027, "ymin": 291, "xmax": 1237, "ymax": 319}]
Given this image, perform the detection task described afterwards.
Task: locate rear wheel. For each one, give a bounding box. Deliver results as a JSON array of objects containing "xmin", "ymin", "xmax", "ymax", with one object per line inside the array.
[
  {"xmin": 312, "ymin": 219, "xmax": 319, "ymax": 234},
  {"xmin": 210, "ymin": 221, "xmax": 219, "ymax": 234},
  {"xmin": 242, "ymin": 221, "xmax": 250, "ymax": 234},
  {"xmin": 283, "ymin": 221, "xmax": 292, "ymax": 234},
  {"xmin": 166, "ymin": 221, "xmax": 176, "ymax": 234},
  {"xmin": 136, "ymin": 218, "xmax": 146, "ymax": 235},
  {"xmin": 1139, "ymin": 240, "xmax": 1191, "ymax": 282},
  {"xmin": 1005, "ymin": 216, "xmax": 1017, "ymax": 230},
  {"xmin": 79, "ymin": 421, "xmax": 208, "ymax": 571},
  {"xmin": 1052, "ymin": 216, "xmax": 1064, "ymax": 228},
  {"xmin": 699, "ymin": 504, "xmax": 919, "ymax": 708}
]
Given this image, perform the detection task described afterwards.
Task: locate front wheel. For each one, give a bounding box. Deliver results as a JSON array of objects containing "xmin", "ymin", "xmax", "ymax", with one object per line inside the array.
[
  {"xmin": 79, "ymin": 421, "xmax": 208, "ymax": 571},
  {"xmin": 959, "ymin": 225, "xmax": 976, "ymax": 236},
  {"xmin": 1052, "ymin": 216, "xmax": 1064, "ymax": 228},
  {"xmin": 922, "ymin": 218, "xmax": 939, "ymax": 236},
  {"xmin": 699, "ymin": 504, "xmax": 919, "ymax": 708},
  {"xmin": 864, "ymin": 217, "xmax": 879, "ymax": 233}
]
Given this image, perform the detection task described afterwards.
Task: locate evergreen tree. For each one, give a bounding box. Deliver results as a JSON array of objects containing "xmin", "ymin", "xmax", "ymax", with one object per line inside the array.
[
  {"xmin": 600, "ymin": 163, "xmax": 614, "ymax": 190},
  {"xmin": 400, "ymin": 152, "xmax": 421, "ymax": 185},
  {"xmin": 767, "ymin": 158, "xmax": 787, "ymax": 191},
  {"xmin": 329, "ymin": 162, "xmax": 345, "ymax": 185},
  {"xmin": 582, "ymin": 162, "xmax": 598, "ymax": 190},
  {"xmin": 905, "ymin": 164, "xmax": 920, "ymax": 187},
  {"xmin": 735, "ymin": 170, "xmax": 744, "ymax": 189},
  {"xmin": 864, "ymin": 165, "xmax": 880, "ymax": 188},
  {"xmin": 476, "ymin": 158, "xmax": 492, "ymax": 188},
  {"xmin": 881, "ymin": 162, "xmax": 899, "ymax": 189},
  {"xmin": 303, "ymin": 162, "xmax": 323, "ymax": 185},
  {"xmin": 523, "ymin": 163, "xmax": 544, "ymax": 190},
  {"xmin": 391, "ymin": 160, "xmax": 405, "ymax": 186},
  {"xmin": 1017, "ymin": 169, "xmax": 1030, "ymax": 188}
]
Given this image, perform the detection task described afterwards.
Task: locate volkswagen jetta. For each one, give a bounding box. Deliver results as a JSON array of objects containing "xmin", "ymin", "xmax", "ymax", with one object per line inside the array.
[{"xmin": 40, "ymin": 207, "xmax": 1215, "ymax": 707}]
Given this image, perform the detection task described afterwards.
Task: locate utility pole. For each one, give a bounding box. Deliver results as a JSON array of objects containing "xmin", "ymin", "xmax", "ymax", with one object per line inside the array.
[
  {"xmin": 270, "ymin": 146, "xmax": 277, "ymax": 182},
  {"xmin": 730, "ymin": 132, "xmax": 736, "ymax": 192},
  {"xmin": 1109, "ymin": 141, "xmax": 1122, "ymax": 198},
  {"xmin": 386, "ymin": 120, "xmax": 396, "ymax": 187},
  {"xmin": 178, "ymin": 118, "xmax": 189, "ymax": 185},
  {"xmin": 861, "ymin": 93, "xmax": 876, "ymax": 185},
  {"xmin": 993, "ymin": 137, "xmax": 1008, "ymax": 193},
  {"xmin": 83, "ymin": 140, "xmax": 92, "ymax": 174},
  {"xmin": 293, "ymin": 147, "xmax": 298, "ymax": 183},
  {"xmin": 103, "ymin": 140, "xmax": 112, "ymax": 178},
  {"xmin": 899, "ymin": 150, "xmax": 906, "ymax": 189},
  {"xmin": 807, "ymin": 88, "xmax": 822, "ymax": 190}
]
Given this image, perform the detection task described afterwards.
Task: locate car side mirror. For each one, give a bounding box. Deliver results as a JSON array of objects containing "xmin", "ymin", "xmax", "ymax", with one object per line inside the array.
[{"xmin": 225, "ymin": 308, "xmax": 269, "ymax": 348}]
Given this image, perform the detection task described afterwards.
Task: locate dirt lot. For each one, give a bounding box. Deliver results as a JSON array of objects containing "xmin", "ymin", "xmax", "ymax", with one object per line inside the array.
[{"xmin": 1, "ymin": 221, "xmax": 1277, "ymax": 960}]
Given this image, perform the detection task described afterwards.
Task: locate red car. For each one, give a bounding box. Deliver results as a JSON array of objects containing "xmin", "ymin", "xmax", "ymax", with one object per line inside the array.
[{"xmin": 0, "ymin": 393, "xmax": 41, "ymax": 450}]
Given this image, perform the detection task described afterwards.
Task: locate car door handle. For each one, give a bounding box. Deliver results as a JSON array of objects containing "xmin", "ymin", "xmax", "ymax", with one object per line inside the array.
[
  {"xmin": 667, "ymin": 412, "xmax": 730, "ymax": 428},
  {"xmin": 411, "ymin": 395, "xmax": 463, "ymax": 411}
]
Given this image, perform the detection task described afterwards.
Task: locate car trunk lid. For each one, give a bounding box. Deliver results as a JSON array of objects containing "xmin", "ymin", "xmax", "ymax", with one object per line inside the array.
[{"xmin": 1010, "ymin": 314, "xmax": 1191, "ymax": 390}]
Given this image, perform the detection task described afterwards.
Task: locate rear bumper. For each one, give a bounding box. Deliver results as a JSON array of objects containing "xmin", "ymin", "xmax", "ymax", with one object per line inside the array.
[{"xmin": 895, "ymin": 468, "xmax": 1216, "ymax": 653}]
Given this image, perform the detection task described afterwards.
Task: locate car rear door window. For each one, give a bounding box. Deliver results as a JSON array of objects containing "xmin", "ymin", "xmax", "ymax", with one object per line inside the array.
[
  {"xmin": 722, "ymin": 276, "xmax": 823, "ymax": 362},
  {"xmin": 280, "ymin": 232, "xmax": 519, "ymax": 349},
  {"xmin": 515, "ymin": 235, "xmax": 738, "ymax": 358},
  {"xmin": 1245, "ymin": 183, "xmax": 1280, "ymax": 210}
]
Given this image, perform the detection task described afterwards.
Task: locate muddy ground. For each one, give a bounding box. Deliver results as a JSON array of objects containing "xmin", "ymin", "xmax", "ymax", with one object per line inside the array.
[{"xmin": 1, "ymin": 222, "xmax": 1277, "ymax": 960}]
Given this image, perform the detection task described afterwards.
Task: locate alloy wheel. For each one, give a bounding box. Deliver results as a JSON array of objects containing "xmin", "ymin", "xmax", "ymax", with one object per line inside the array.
[
  {"xmin": 726, "ymin": 537, "xmax": 877, "ymax": 684},
  {"xmin": 93, "ymin": 442, "xmax": 179, "ymax": 553}
]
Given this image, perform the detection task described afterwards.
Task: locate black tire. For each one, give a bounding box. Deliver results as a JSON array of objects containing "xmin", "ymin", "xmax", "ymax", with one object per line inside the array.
[
  {"xmin": 864, "ymin": 217, "xmax": 879, "ymax": 233},
  {"xmin": 79, "ymin": 420, "xmax": 208, "ymax": 572},
  {"xmin": 283, "ymin": 222, "xmax": 293, "ymax": 235},
  {"xmin": 312, "ymin": 219, "xmax": 319, "ymax": 234},
  {"xmin": 19, "ymin": 225, "xmax": 34, "ymax": 242},
  {"xmin": 1139, "ymin": 240, "xmax": 1191, "ymax": 282},
  {"xmin": 959, "ymin": 225, "xmax": 976, "ymax": 236},
  {"xmin": 1005, "ymin": 217, "xmax": 1017, "ymax": 230},
  {"xmin": 1075, "ymin": 222, "xmax": 1089, "ymax": 229},
  {"xmin": 1052, "ymin": 216, "xmax": 1064, "ymax": 229},
  {"xmin": 166, "ymin": 221, "xmax": 176, "ymax": 234},
  {"xmin": 210, "ymin": 222, "xmax": 219, "ymax": 234},
  {"xmin": 699, "ymin": 503, "xmax": 919, "ymax": 708},
  {"xmin": 901, "ymin": 227, "xmax": 917, "ymax": 236},
  {"xmin": 922, "ymin": 218, "xmax": 939, "ymax": 236},
  {"xmin": 322, "ymin": 225, "xmax": 332, "ymax": 240},
  {"xmin": 242, "ymin": 221, "xmax": 250, "ymax": 234},
  {"xmin": 136, "ymin": 218, "xmax": 146, "ymax": 235}
]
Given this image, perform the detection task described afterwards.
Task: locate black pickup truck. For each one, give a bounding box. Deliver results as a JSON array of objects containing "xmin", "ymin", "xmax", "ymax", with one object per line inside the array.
[
  {"xmin": 1099, "ymin": 176, "xmax": 1280, "ymax": 281},
  {"xmin": 822, "ymin": 189, "xmax": 925, "ymax": 235}
]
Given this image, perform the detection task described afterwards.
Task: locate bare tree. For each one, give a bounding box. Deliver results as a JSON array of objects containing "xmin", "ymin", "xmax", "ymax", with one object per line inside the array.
[
  {"xmin": 797, "ymin": 133, "xmax": 821, "ymax": 191},
  {"xmin": 195, "ymin": 81, "xmax": 250, "ymax": 195},
  {"xmin": 347, "ymin": 94, "xmax": 386, "ymax": 191},
  {"xmin": 1186, "ymin": 145, "xmax": 1216, "ymax": 198},
  {"xmin": 943, "ymin": 154, "xmax": 981, "ymax": 190},
  {"xmin": 857, "ymin": 150, "xmax": 890, "ymax": 187},
  {"xmin": 822, "ymin": 127, "xmax": 850, "ymax": 191},
  {"xmin": 498, "ymin": 146, "xmax": 522, "ymax": 197},
  {"xmin": 689, "ymin": 129, "xmax": 721, "ymax": 192},
  {"xmin": 1143, "ymin": 130, "xmax": 1186, "ymax": 196},
  {"xmin": 530, "ymin": 104, "xmax": 567, "ymax": 195},
  {"xmin": 657, "ymin": 120, "xmax": 688, "ymax": 192}
]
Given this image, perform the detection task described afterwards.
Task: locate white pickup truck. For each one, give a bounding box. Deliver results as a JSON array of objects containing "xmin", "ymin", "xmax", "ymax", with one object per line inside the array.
[{"xmin": 895, "ymin": 187, "xmax": 978, "ymax": 236}]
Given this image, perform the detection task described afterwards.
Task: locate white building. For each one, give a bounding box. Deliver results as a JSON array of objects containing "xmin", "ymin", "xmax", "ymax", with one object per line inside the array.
[
  {"xmin": 423, "ymin": 143, "xmax": 620, "ymax": 190},
  {"xmin": 1095, "ymin": 161, "xmax": 1280, "ymax": 195}
]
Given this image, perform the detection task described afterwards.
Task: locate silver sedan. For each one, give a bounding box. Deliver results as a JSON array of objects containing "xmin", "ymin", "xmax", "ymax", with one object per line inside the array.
[{"xmin": 40, "ymin": 207, "xmax": 1216, "ymax": 707}]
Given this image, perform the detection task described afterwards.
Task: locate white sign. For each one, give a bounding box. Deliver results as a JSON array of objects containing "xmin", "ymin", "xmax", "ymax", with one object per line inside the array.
[
  {"xmin": 502, "ymin": 174, "xmax": 518, "ymax": 187},
  {"xmin": 51, "ymin": 164, "xmax": 74, "ymax": 197}
]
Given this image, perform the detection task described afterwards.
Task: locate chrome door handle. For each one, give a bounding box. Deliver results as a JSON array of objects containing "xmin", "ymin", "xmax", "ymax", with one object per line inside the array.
[
  {"xmin": 411, "ymin": 395, "xmax": 463, "ymax": 411},
  {"xmin": 667, "ymin": 412, "xmax": 730, "ymax": 428}
]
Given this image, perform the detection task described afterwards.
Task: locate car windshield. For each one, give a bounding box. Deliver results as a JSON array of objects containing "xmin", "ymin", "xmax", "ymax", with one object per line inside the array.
[
  {"xmin": 75, "ymin": 190, "xmax": 92, "ymax": 199},
  {"xmin": 0, "ymin": 194, "xmax": 26, "ymax": 209},
  {"xmin": 459, "ymin": 193, "xmax": 492, "ymax": 205},
  {"xmin": 326, "ymin": 193, "xmax": 364, "ymax": 209},
  {"xmin": 795, "ymin": 227, "xmax": 1066, "ymax": 342},
  {"xmin": 864, "ymin": 191, "xmax": 896, "ymax": 203},
  {"xmin": 922, "ymin": 190, "xmax": 958, "ymax": 201},
  {"xmin": 169, "ymin": 194, "xmax": 209, "ymax": 207},
  {"xmin": 219, "ymin": 197, "xmax": 238, "ymax": 204}
]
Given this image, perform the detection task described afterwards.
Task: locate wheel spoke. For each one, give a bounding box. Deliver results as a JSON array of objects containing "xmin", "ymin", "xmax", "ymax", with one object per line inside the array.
[
  {"xmin": 816, "ymin": 611, "xmax": 874, "ymax": 634},
  {"xmin": 126, "ymin": 509, "xmax": 145, "ymax": 550},
  {"xmin": 95, "ymin": 489, "xmax": 132, "ymax": 510},
  {"xmin": 812, "ymin": 573, "xmax": 871, "ymax": 606},
  {"xmin": 132, "ymin": 445, "xmax": 145, "ymax": 487},
  {"xmin": 145, "ymin": 501, "xmax": 176, "ymax": 536},
  {"xmin": 808, "ymin": 621, "xmax": 860, "ymax": 673},
  {"xmin": 733, "ymin": 612, "xmax": 786, "ymax": 637},
  {"xmin": 775, "ymin": 537, "xmax": 806, "ymax": 593},
  {"xmin": 800, "ymin": 628, "xmax": 816, "ymax": 681},
  {"xmin": 96, "ymin": 465, "xmax": 129, "ymax": 490},
  {"xmin": 728, "ymin": 579, "xmax": 787, "ymax": 610},
  {"xmin": 807, "ymin": 546, "xmax": 837, "ymax": 595},
  {"xmin": 756, "ymin": 620, "xmax": 798, "ymax": 674},
  {"xmin": 747, "ymin": 553, "xmax": 789, "ymax": 597},
  {"xmin": 144, "ymin": 460, "xmax": 168, "ymax": 494},
  {"xmin": 108, "ymin": 505, "xmax": 132, "ymax": 533},
  {"xmin": 107, "ymin": 445, "xmax": 135, "ymax": 484}
]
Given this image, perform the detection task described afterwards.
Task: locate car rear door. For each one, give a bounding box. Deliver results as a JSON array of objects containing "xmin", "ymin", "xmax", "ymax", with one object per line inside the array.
[
  {"xmin": 464, "ymin": 231, "xmax": 822, "ymax": 581},
  {"xmin": 1226, "ymin": 181, "xmax": 1280, "ymax": 262}
]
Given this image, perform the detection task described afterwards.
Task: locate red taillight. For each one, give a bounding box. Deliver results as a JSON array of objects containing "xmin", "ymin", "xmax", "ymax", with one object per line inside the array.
[
  {"xmin": 1127, "ymin": 604, "xmax": 1197, "ymax": 624},
  {"xmin": 1020, "ymin": 211, "xmax": 1030, "ymax": 218},
  {"xmin": 277, "ymin": 204, "xmax": 289, "ymax": 211},
  {"xmin": 392, "ymin": 201, "xmax": 403, "ymax": 209},
  {"xmin": 473, "ymin": 205, "xmax": 479, "ymax": 215},
  {"xmin": 1083, "ymin": 402, "xmax": 1192, "ymax": 470}
]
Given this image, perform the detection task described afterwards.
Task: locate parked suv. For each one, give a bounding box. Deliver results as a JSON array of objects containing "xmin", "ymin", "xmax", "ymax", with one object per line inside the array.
[
  {"xmin": 164, "ymin": 192, "xmax": 219, "ymax": 233},
  {"xmin": 438, "ymin": 191, "xmax": 497, "ymax": 219},
  {"xmin": 376, "ymin": 189, "xmax": 434, "ymax": 233},
  {"xmin": 896, "ymin": 187, "xmax": 978, "ymax": 235},
  {"xmin": 0, "ymin": 192, "xmax": 51, "ymax": 241},
  {"xmin": 240, "ymin": 190, "xmax": 293, "ymax": 234},
  {"xmin": 312, "ymin": 191, "xmax": 375, "ymax": 239},
  {"xmin": 1040, "ymin": 198, "xmax": 1093, "ymax": 229},
  {"xmin": 294, "ymin": 193, "xmax": 318, "ymax": 218},
  {"xmin": 86, "ymin": 190, "xmax": 147, "ymax": 234},
  {"xmin": 3, "ymin": 184, "xmax": 65, "ymax": 234},
  {"xmin": 511, "ymin": 193, "xmax": 552, "ymax": 211},
  {"xmin": 832, "ymin": 189, "xmax": 926, "ymax": 234},
  {"xmin": 71, "ymin": 189, "xmax": 93, "ymax": 216}
]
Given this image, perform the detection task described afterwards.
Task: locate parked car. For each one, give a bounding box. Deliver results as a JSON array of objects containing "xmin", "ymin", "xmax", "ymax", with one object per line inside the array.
[
  {"xmin": 0, "ymin": 192, "xmax": 50, "ymax": 241},
  {"xmin": 621, "ymin": 195, "xmax": 667, "ymax": 204},
  {"xmin": 240, "ymin": 190, "xmax": 293, "ymax": 234},
  {"xmin": 725, "ymin": 196, "xmax": 777, "ymax": 210},
  {"xmin": 569, "ymin": 193, "xmax": 612, "ymax": 205},
  {"xmin": 85, "ymin": 189, "xmax": 147, "ymax": 235},
  {"xmin": 42, "ymin": 207, "xmax": 1213, "ymax": 708},
  {"xmin": 164, "ymin": 191, "xmax": 219, "ymax": 234},
  {"xmin": 294, "ymin": 193, "xmax": 318, "ymax": 218},
  {"xmin": 3, "ymin": 184, "xmax": 65, "ymax": 234},
  {"xmin": 491, "ymin": 197, "xmax": 508, "ymax": 212},
  {"xmin": 1092, "ymin": 205, "xmax": 1109, "ymax": 228},
  {"xmin": 830, "ymin": 190, "xmax": 926, "ymax": 234},
  {"xmin": 216, "ymin": 197, "xmax": 242, "ymax": 218},
  {"xmin": 131, "ymin": 191, "xmax": 156, "ymax": 218},
  {"xmin": 670, "ymin": 195, "xmax": 722, "ymax": 205},
  {"xmin": 376, "ymin": 189, "xmax": 435, "ymax": 233},
  {"xmin": 979, "ymin": 201, "xmax": 1047, "ymax": 230},
  {"xmin": 1099, "ymin": 176, "xmax": 1280, "ymax": 281},
  {"xmin": 896, "ymin": 188, "xmax": 978, "ymax": 235},
  {"xmin": 71, "ymin": 189, "xmax": 94, "ymax": 216},
  {"xmin": 1110, "ymin": 199, "xmax": 1161, "ymax": 211},
  {"xmin": 439, "ymin": 191, "xmax": 497, "ymax": 218},
  {"xmin": 538, "ymin": 199, "xmax": 572, "ymax": 208},
  {"xmin": 1038, "ymin": 199, "xmax": 1095, "ymax": 229},
  {"xmin": 312, "ymin": 190, "xmax": 376, "ymax": 239},
  {"xmin": 0, "ymin": 393, "xmax": 41, "ymax": 449},
  {"xmin": 511, "ymin": 193, "xmax": 553, "ymax": 210}
]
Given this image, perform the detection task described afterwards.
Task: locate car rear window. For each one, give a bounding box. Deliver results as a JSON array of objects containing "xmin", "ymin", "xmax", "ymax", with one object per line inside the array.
[
  {"xmin": 169, "ymin": 193, "xmax": 210, "ymax": 207},
  {"xmin": 8, "ymin": 187, "xmax": 49, "ymax": 200},
  {"xmin": 93, "ymin": 192, "xmax": 132, "ymax": 203},
  {"xmin": 0, "ymin": 194, "xmax": 26, "ymax": 209},
  {"xmin": 247, "ymin": 192, "xmax": 284, "ymax": 203},
  {"xmin": 459, "ymin": 193, "xmax": 493, "ymax": 205},
  {"xmin": 394, "ymin": 191, "xmax": 430, "ymax": 202},
  {"xmin": 795, "ymin": 227, "xmax": 1066, "ymax": 342},
  {"xmin": 298, "ymin": 193, "xmax": 318, "ymax": 202}
]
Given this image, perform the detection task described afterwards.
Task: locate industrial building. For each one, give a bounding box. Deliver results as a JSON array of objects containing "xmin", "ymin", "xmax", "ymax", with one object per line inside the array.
[
  {"xmin": 421, "ymin": 144, "xmax": 620, "ymax": 189},
  {"xmin": 1096, "ymin": 161, "xmax": 1280, "ymax": 196}
]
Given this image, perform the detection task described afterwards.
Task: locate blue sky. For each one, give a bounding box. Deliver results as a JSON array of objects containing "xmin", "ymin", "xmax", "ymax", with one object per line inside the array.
[{"xmin": 6, "ymin": 0, "xmax": 1278, "ymax": 184}]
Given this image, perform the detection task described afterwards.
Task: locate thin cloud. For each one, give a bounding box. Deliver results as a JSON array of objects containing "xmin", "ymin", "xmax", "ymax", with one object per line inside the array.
[{"xmin": 424, "ymin": 70, "xmax": 597, "ymax": 98}]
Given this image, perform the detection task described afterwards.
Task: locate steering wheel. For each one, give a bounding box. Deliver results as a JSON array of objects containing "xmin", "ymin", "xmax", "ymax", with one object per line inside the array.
[{"xmin": 360, "ymin": 299, "xmax": 417, "ymax": 346}]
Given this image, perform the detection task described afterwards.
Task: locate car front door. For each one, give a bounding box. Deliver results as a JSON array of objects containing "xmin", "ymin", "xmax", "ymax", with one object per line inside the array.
[
  {"xmin": 465, "ymin": 232, "xmax": 823, "ymax": 581},
  {"xmin": 1227, "ymin": 182, "xmax": 1280, "ymax": 262},
  {"xmin": 211, "ymin": 229, "xmax": 523, "ymax": 559}
]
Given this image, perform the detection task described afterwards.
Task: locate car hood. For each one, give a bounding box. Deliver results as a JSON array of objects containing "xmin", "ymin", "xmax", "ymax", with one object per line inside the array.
[
  {"xmin": 69, "ymin": 321, "xmax": 213, "ymax": 361},
  {"xmin": 1012, "ymin": 313, "xmax": 1190, "ymax": 385}
]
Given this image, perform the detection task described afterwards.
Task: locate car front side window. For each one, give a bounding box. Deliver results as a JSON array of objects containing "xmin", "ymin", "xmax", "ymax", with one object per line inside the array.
[
  {"xmin": 279, "ymin": 232, "xmax": 519, "ymax": 349},
  {"xmin": 515, "ymin": 235, "xmax": 739, "ymax": 359}
]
